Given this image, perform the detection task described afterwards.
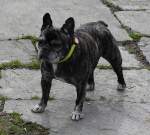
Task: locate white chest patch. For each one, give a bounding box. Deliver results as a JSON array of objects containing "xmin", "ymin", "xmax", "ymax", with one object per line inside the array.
[
  {"xmin": 52, "ymin": 64, "xmax": 66, "ymax": 83},
  {"xmin": 52, "ymin": 64, "xmax": 58, "ymax": 73}
]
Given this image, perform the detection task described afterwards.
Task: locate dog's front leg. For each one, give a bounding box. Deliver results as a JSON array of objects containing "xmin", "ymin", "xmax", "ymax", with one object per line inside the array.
[
  {"xmin": 32, "ymin": 72, "xmax": 52, "ymax": 113},
  {"xmin": 72, "ymin": 82, "xmax": 86, "ymax": 121}
]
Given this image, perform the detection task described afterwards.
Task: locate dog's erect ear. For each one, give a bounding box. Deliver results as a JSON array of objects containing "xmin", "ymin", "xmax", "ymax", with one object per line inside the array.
[
  {"xmin": 41, "ymin": 13, "xmax": 53, "ymax": 30},
  {"xmin": 61, "ymin": 17, "xmax": 75, "ymax": 36}
]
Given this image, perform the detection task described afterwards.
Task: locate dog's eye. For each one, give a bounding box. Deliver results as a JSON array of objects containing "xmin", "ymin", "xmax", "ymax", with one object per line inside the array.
[
  {"xmin": 38, "ymin": 40, "xmax": 48, "ymax": 49},
  {"xmin": 51, "ymin": 40, "xmax": 62, "ymax": 49},
  {"xmin": 51, "ymin": 43, "xmax": 61, "ymax": 50}
]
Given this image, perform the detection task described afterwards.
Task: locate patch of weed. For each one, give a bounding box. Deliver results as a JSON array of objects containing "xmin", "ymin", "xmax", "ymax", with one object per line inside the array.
[
  {"xmin": 31, "ymin": 96, "xmax": 55, "ymax": 101},
  {"xmin": 0, "ymin": 60, "xmax": 40, "ymax": 70},
  {"xmin": 129, "ymin": 32, "xmax": 142, "ymax": 41},
  {"xmin": 16, "ymin": 35, "xmax": 39, "ymax": 46},
  {"xmin": 0, "ymin": 60, "xmax": 22, "ymax": 70},
  {"xmin": 101, "ymin": 0, "xmax": 122, "ymax": 12},
  {"xmin": 31, "ymin": 96, "xmax": 40, "ymax": 100},
  {"xmin": 48, "ymin": 96, "xmax": 55, "ymax": 101},
  {"xmin": 0, "ymin": 112, "xmax": 49, "ymax": 135},
  {"xmin": 85, "ymin": 97, "xmax": 95, "ymax": 102},
  {"xmin": 0, "ymin": 95, "xmax": 8, "ymax": 102},
  {"xmin": 97, "ymin": 65, "xmax": 112, "ymax": 70},
  {"xmin": 0, "ymin": 70, "xmax": 1, "ymax": 79}
]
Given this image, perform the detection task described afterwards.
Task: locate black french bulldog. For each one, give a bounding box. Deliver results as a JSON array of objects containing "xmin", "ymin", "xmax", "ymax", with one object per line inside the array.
[{"xmin": 31, "ymin": 13, "xmax": 126, "ymax": 121}]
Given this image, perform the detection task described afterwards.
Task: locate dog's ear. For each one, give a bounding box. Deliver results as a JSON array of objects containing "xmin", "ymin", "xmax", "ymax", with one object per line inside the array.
[
  {"xmin": 61, "ymin": 17, "xmax": 75, "ymax": 36},
  {"xmin": 41, "ymin": 13, "xmax": 53, "ymax": 30}
]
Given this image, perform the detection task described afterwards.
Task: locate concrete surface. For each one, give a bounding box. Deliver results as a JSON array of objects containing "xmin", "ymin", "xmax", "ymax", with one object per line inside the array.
[
  {"xmin": 0, "ymin": 0, "xmax": 150, "ymax": 135},
  {"xmin": 0, "ymin": 40, "xmax": 36, "ymax": 64},
  {"xmin": 104, "ymin": 0, "xmax": 150, "ymax": 10},
  {"xmin": 115, "ymin": 11, "xmax": 150, "ymax": 36},
  {"xmin": 138, "ymin": 37, "xmax": 150, "ymax": 62},
  {"xmin": 0, "ymin": 0, "xmax": 130, "ymax": 41},
  {"xmin": 99, "ymin": 46, "xmax": 141, "ymax": 67}
]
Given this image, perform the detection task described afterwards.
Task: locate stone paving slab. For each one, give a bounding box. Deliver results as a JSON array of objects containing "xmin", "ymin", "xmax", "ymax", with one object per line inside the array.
[
  {"xmin": 0, "ymin": 69, "xmax": 150, "ymax": 104},
  {"xmin": 99, "ymin": 46, "xmax": 141, "ymax": 67},
  {"xmin": 104, "ymin": 0, "xmax": 150, "ymax": 11},
  {"xmin": 0, "ymin": 40, "xmax": 36, "ymax": 64},
  {"xmin": 0, "ymin": 69, "xmax": 75, "ymax": 100},
  {"xmin": 4, "ymin": 100, "xmax": 150, "ymax": 135},
  {"xmin": 0, "ymin": 0, "xmax": 130, "ymax": 41},
  {"xmin": 138, "ymin": 37, "xmax": 150, "ymax": 62},
  {"xmin": 115, "ymin": 11, "xmax": 150, "ymax": 36}
]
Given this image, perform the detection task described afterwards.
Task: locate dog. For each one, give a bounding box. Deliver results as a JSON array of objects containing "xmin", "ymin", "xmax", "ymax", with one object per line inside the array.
[{"xmin": 31, "ymin": 13, "xmax": 126, "ymax": 121}]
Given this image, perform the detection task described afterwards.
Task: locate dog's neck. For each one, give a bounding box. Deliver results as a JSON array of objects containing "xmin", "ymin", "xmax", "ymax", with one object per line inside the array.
[{"xmin": 55, "ymin": 37, "xmax": 79, "ymax": 64}]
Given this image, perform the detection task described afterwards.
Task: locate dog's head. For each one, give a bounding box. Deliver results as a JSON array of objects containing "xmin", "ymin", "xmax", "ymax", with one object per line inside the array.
[{"xmin": 37, "ymin": 13, "xmax": 75, "ymax": 63}]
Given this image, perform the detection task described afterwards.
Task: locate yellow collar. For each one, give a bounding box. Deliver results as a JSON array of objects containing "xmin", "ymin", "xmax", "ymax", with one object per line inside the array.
[{"xmin": 57, "ymin": 37, "xmax": 79, "ymax": 64}]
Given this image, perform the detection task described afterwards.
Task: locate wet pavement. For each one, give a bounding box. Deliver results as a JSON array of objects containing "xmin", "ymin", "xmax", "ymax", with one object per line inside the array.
[{"xmin": 0, "ymin": 0, "xmax": 150, "ymax": 135}]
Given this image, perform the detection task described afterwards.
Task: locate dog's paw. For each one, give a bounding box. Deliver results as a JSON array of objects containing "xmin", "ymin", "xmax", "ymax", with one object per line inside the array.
[
  {"xmin": 117, "ymin": 83, "xmax": 126, "ymax": 91},
  {"xmin": 71, "ymin": 111, "xmax": 84, "ymax": 121},
  {"xmin": 31, "ymin": 104, "xmax": 46, "ymax": 113}
]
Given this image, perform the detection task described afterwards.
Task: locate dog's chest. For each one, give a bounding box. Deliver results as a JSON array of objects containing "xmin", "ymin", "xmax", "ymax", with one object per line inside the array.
[
  {"xmin": 52, "ymin": 64, "xmax": 58, "ymax": 73},
  {"xmin": 52, "ymin": 64, "xmax": 66, "ymax": 82}
]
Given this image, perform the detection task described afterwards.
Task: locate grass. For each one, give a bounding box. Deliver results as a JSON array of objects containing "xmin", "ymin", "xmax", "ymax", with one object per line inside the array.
[
  {"xmin": 0, "ymin": 112, "xmax": 49, "ymax": 135},
  {"xmin": 99, "ymin": 96, "xmax": 107, "ymax": 101},
  {"xmin": 125, "ymin": 45, "xmax": 136, "ymax": 54},
  {"xmin": 48, "ymin": 96, "xmax": 55, "ymax": 101},
  {"xmin": 96, "ymin": 64, "xmax": 148, "ymax": 70},
  {"xmin": 31, "ymin": 96, "xmax": 55, "ymax": 101},
  {"xmin": 101, "ymin": 0, "xmax": 122, "ymax": 12},
  {"xmin": 16, "ymin": 35, "xmax": 39, "ymax": 46},
  {"xmin": 0, "ymin": 60, "xmax": 40, "ymax": 70},
  {"xmin": 123, "ymin": 42, "xmax": 150, "ymax": 70},
  {"xmin": 0, "ymin": 96, "xmax": 8, "ymax": 102},
  {"xmin": 129, "ymin": 32, "xmax": 142, "ymax": 41},
  {"xmin": 85, "ymin": 97, "xmax": 95, "ymax": 102},
  {"xmin": 0, "ymin": 70, "xmax": 1, "ymax": 78},
  {"xmin": 97, "ymin": 65, "xmax": 112, "ymax": 70},
  {"xmin": 31, "ymin": 96, "xmax": 40, "ymax": 100},
  {"xmin": 145, "ymin": 65, "xmax": 150, "ymax": 71}
]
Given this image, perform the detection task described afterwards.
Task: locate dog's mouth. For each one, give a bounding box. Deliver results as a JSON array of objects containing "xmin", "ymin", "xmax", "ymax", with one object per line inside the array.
[{"xmin": 48, "ymin": 57, "xmax": 60, "ymax": 64}]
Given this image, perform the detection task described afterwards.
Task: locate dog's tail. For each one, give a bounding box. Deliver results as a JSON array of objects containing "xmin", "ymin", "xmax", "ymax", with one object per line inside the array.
[{"xmin": 98, "ymin": 21, "xmax": 108, "ymax": 27}]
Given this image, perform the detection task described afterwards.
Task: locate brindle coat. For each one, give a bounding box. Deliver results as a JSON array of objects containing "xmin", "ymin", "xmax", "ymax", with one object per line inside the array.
[{"xmin": 32, "ymin": 13, "xmax": 126, "ymax": 121}]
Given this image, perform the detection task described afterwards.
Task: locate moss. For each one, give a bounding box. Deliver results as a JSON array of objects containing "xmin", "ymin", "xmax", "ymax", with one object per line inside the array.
[
  {"xmin": 24, "ymin": 60, "xmax": 40, "ymax": 69},
  {"xmin": 101, "ymin": 0, "xmax": 122, "ymax": 12},
  {"xmin": 99, "ymin": 96, "xmax": 107, "ymax": 101},
  {"xmin": 97, "ymin": 64, "xmax": 146, "ymax": 70},
  {"xmin": 126, "ymin": 46, "xmax": 136, "ymax": 54},
  {"xmin": 145, "ymin": 66, "xmax": 150, "ymax": 71},
  {"xmin": 0, "ymin": 70, "xmax": 1, "ymax": 78},
  {"xmin": 31, "ymin": 96, "xmax": 55, "ymax": 101},
  {"xmin": 85, "ymin": 97, "xmax": 95, "ymax": 102},
  {"xmin": 97, "ymin": 65, "xmax": 112, "ymax": 70},
  {"xmin": 16, "ymin": 35, "xmax": 39, "ymax": 46},
  {"xmin": 129, "ymin": 32, "xmax": 142, "ymax": 41},
  {"xmin": 123, "ymin": 42, "xmax": 150, "ymax": 68},
  {"xmin": 48, "ymin": 96, "xmax": 55, "ymax": 101},
  {"xmin": 31, "ymin": 96, "xmax": 40, "ymax": 100},
  {"xmin": 0, "ymin": 60, "xmax": 22, "ymax": 70},
  {"xmin": 0, "ymin": 60, "xmax": 40, "ymax": 70},
  {"xmin": 0, "ymin": 95, "xmax": 9, "ymax": 102},
  {"xmin": 0, "ymin": 112, "xmax": 49, "ymax": 135}
]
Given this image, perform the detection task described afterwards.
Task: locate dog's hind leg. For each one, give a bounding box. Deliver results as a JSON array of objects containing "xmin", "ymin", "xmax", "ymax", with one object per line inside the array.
[
  {"xmin": 103, "ymin": 49, "xmax": 126, "ymax": 91},
  {"xmin": 85, "ymin": 72, "xmax": 95, "ymax": 91}
]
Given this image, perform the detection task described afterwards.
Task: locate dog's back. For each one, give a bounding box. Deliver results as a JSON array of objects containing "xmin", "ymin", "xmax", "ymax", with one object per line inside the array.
[{"xmin": 75, "ymin": 21, "xmax": 122, "ymax": 64}]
